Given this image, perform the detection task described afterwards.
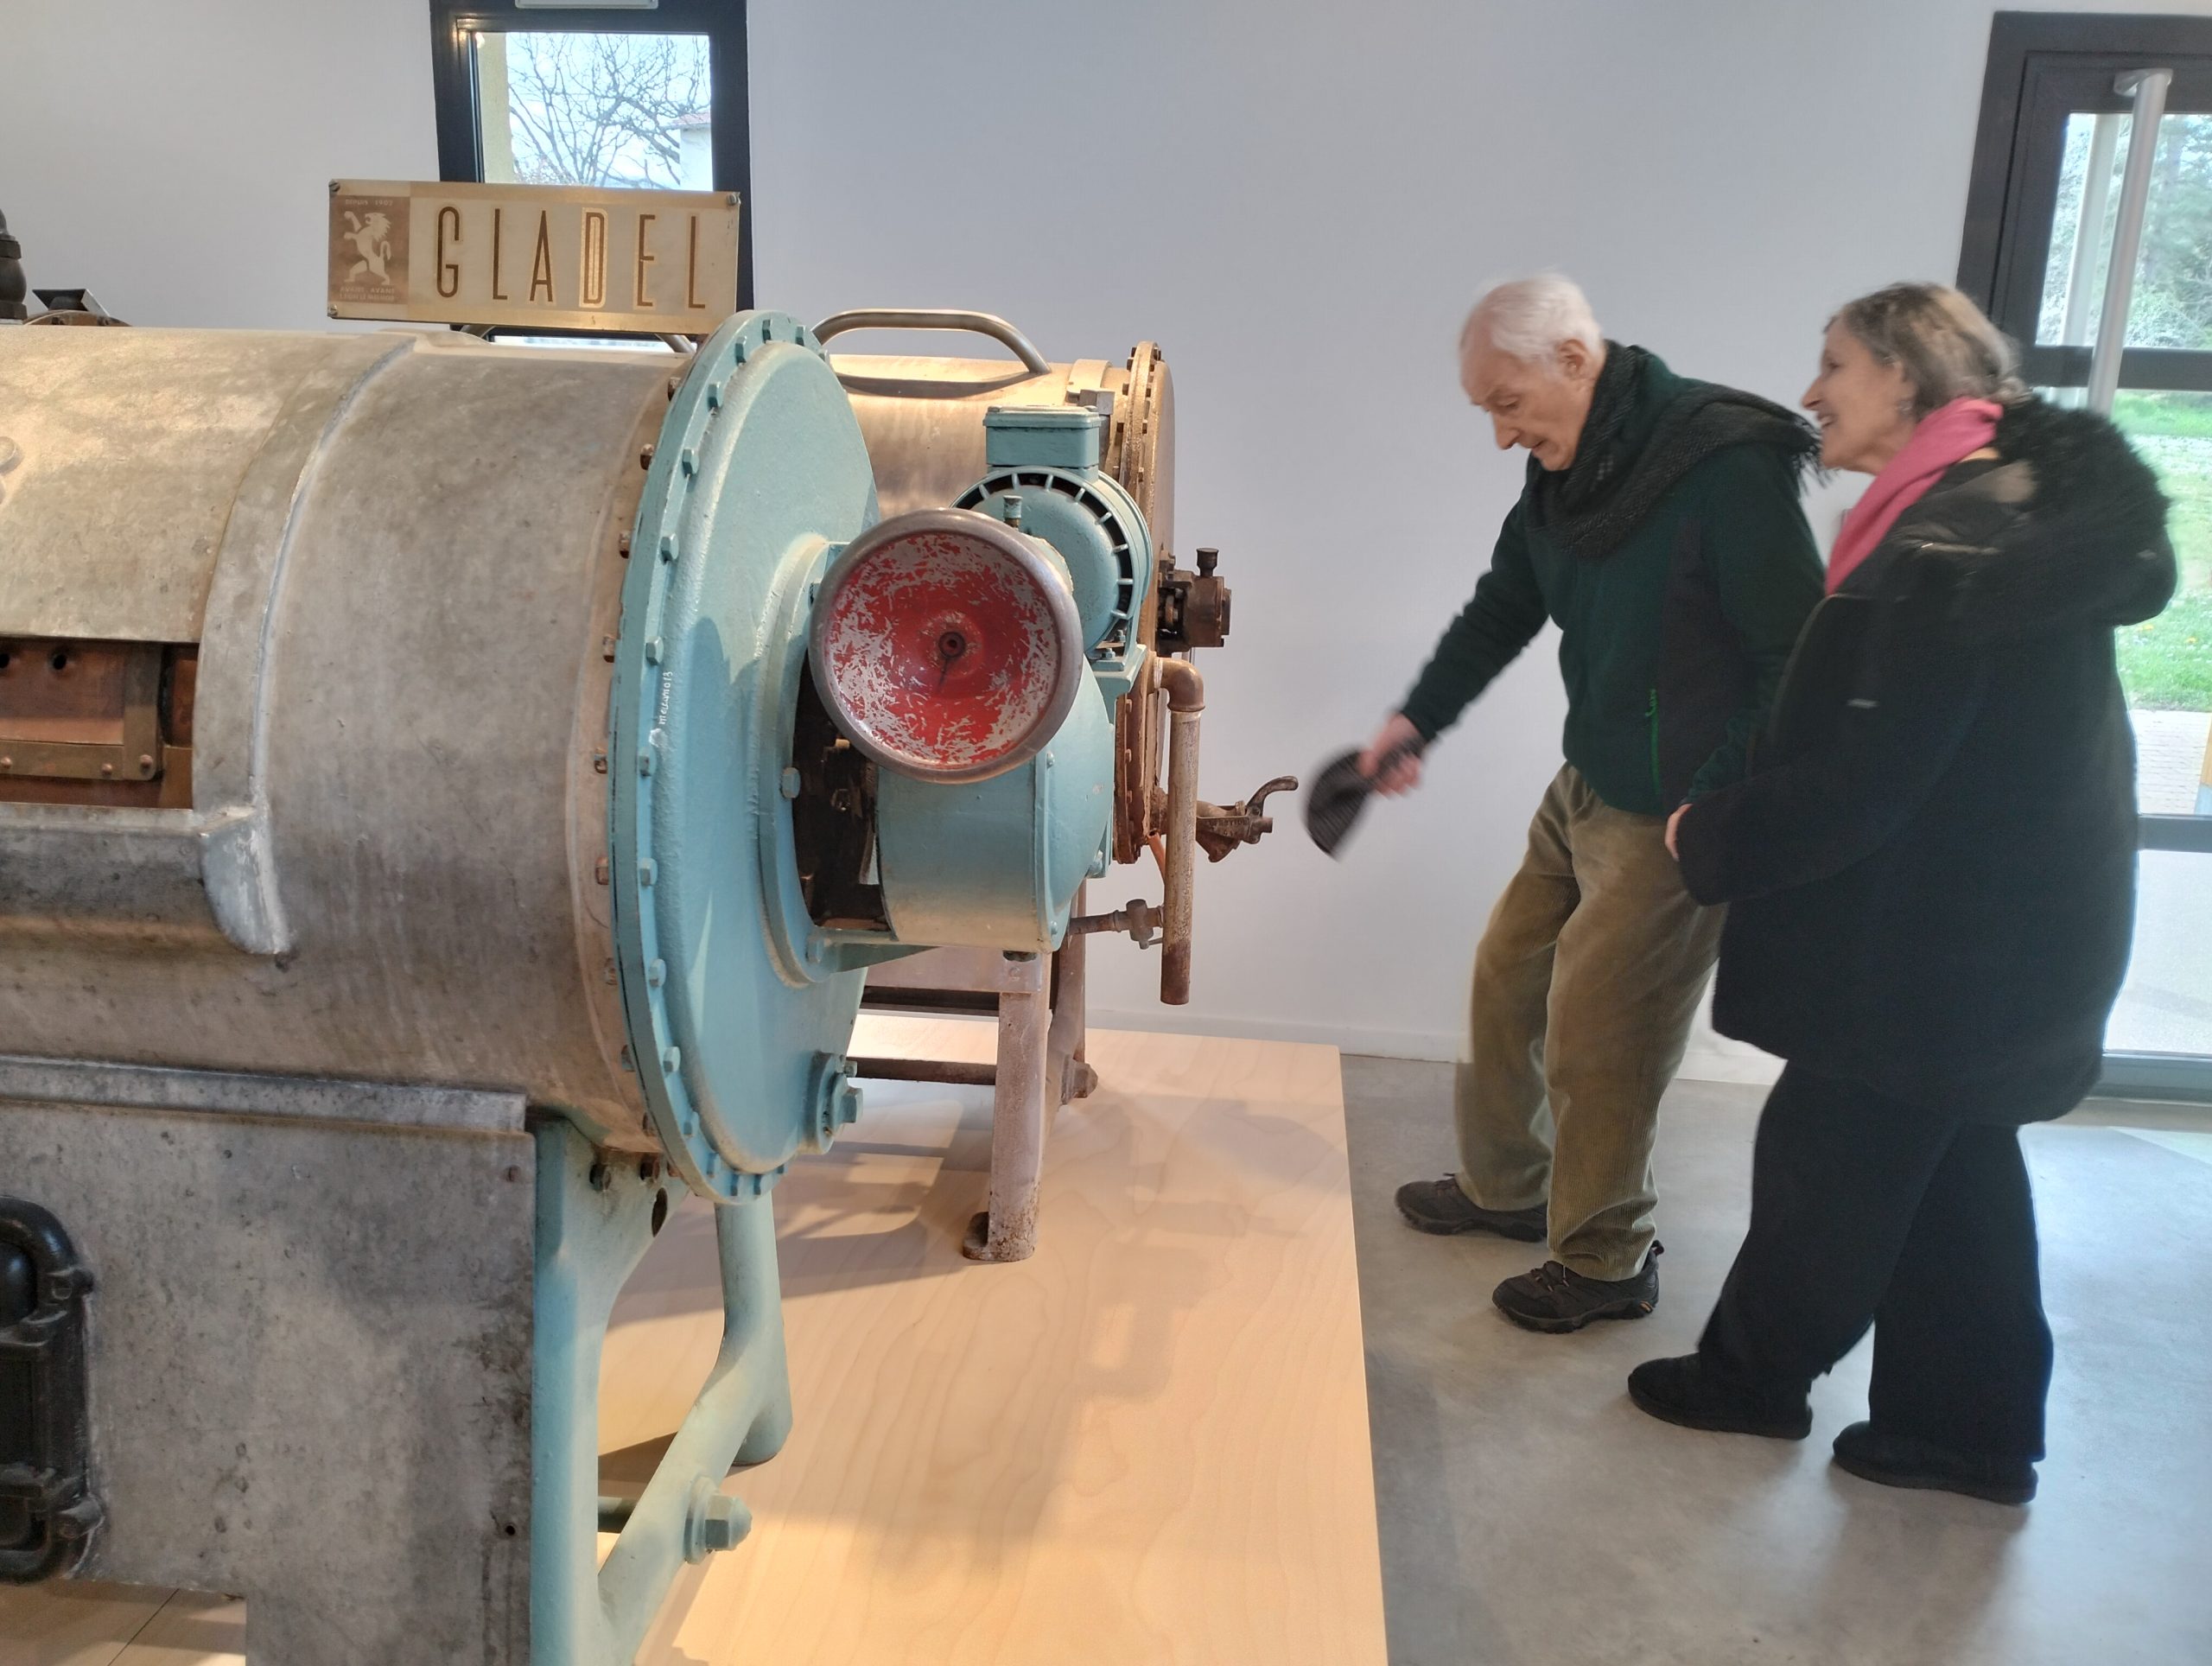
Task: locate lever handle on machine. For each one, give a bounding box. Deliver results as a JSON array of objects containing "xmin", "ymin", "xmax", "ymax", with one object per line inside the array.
[
  {"xmin": 1195, "ymin": 774, "xmax": 1300, "ymax": 862},
  {"xmin": 811, "ymin": 309, "xmax": 1052, "ymax": 377}
]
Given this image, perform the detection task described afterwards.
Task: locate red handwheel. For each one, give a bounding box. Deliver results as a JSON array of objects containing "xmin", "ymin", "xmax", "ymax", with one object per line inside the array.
[{"xmin": 810, "ymin": 506, "xmax": 1086, "ymax": 784}]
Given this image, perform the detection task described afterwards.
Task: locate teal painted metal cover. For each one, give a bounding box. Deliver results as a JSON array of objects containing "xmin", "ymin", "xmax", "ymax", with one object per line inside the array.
[{"xmin": 611, "ymin": 313, "xmax": 880, "ymax": 1201}]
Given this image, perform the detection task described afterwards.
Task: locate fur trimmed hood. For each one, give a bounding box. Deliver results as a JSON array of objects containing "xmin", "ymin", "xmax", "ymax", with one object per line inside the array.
[{"xmin": 1884, "ymin": 397, "xmax": 2177, "ymax": 642}]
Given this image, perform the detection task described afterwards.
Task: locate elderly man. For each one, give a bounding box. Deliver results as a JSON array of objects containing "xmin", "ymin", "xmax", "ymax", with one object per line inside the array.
[{"xmin": 1370, "ymin": 276, "xmax": 1821, "ymax": 1333}]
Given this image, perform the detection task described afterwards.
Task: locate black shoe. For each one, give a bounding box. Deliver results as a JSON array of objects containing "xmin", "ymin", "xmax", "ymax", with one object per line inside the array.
[
  {"xmin": 1394, "ymin": 1176, "xmax": 1548, "ymax": 1240},
  {"xmin": 1831, "ymin": 1421, "xmax": 2037, "ymax": 1506},
  {"xmin": 1626, "ymin": 1353, "xmax": 1813, "ymax": 1440},
  {"xmin": 1492, "ymin": 1244, "xmax": 1662, "ymax": 1333}
]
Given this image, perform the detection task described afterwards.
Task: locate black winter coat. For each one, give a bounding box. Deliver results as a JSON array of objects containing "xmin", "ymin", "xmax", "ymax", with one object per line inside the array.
[{"xmin": 1675, "ymin": 399, "xmax": 2177, "ymax": 1122}]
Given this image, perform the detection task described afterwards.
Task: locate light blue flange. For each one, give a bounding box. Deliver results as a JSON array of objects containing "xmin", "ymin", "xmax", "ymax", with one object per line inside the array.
[{"xmin": 610, "ymin": 310, "xmax": 880, "ymax": 1198}]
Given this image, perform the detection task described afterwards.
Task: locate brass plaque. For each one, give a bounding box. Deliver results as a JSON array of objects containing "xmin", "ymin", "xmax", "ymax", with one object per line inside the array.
[{"xmin": 327, "ymin": 179, "xmax": 741, "ymax": 334}]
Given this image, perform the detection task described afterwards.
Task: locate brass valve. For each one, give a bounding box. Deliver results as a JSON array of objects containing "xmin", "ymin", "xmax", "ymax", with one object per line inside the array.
[{"xmin": 1070, "ymin": 898, "xmax": 1160, "ymax": 948}]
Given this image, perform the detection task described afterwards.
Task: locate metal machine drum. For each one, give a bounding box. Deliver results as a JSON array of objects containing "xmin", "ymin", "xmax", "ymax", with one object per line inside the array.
[
  {"xmin": 823, "ymin": 309, "xmax": 1173, "ymax": 550},
  {"xmin": 0, "ymin": 324, "xmax": 726, "ymax": 1149},
  {"xmin": 0, "ymin": 311, "xmax": 1129, "ymax": 1663}
]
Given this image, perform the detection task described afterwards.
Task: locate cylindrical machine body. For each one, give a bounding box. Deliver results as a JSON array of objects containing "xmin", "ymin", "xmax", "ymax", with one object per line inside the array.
[
  {"xmin": 0, "ymin": 327, "xmax": 671, "ymax": 1142},
  {"xmin": 830, "ymin": 342, "xmax": 1179, "ymax": 868},
  {"xmin": 0, "ymin": 313, "xmax": 1134, "ymax": 1655},
  {"xmin": 832, "ymin": 350, "xmax": 1173, "ymax": 559}
]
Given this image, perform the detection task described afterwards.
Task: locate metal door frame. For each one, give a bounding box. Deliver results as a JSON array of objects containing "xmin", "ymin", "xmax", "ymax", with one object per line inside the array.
[{"xmin": 1961, "ymin": 13, "xmax": 2212, "ymax": 1100}]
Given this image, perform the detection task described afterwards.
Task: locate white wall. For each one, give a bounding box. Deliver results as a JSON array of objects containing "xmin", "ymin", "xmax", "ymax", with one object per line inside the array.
[
  {"xmin": 1, "ymin": 2, "xmax": 440, "ymax": 330},
  {"xmin": 5, "ymin": 0, "xmax": 2205, "ymax": 1070}
]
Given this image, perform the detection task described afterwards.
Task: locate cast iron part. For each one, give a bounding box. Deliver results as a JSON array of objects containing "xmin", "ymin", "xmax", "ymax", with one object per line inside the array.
[
  {"xmin": 0, "ymin": 209, "xmax": 25, "ymax": 322},
  {"xmin": 1069, "ymin": 897, "xmax": 1160, "ymax": 947},
  {"xmin": 1193, "ymin": 774, "xmax": 1299, "ymax": 862},
  {"xmin": 1154, "ymin": 546, "xmax": 1233, "ymax": 653},
  {"xmin": 0, "ymin": 1199, "xmax": 101, "ymax": 1583},
  {"xmin": 789, "ymin": 669, "xmax": 888, "ymax": 932}
]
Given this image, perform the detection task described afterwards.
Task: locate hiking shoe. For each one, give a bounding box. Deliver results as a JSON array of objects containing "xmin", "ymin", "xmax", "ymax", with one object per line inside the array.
[
  {"xmin": 1831, "ymin": 1421, "xmax": 2037, "ymax": 1506},
  {"xmin": 1492, "ymin": 1245, "xmax": 1662, "ymax": 1333},
  {"xmin": 1394, "ymin": 1176, "xmax": 1548, "ymax": 1240},
  {"xmin": 1627, "ymin": 1353, "xmax": 1813, "ymax": 1440}
]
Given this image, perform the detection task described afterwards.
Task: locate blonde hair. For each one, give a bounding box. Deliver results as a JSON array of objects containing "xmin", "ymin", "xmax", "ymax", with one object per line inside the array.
[{"xmin": 1832, "ymin": 283, "xmax": 2025, "ymax": 416}]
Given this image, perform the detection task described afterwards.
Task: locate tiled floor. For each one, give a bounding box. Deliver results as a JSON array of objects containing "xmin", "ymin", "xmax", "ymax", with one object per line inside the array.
[{"xmin": 2132, "ymin": 708, "xmax": 2209, "ymax": 817}]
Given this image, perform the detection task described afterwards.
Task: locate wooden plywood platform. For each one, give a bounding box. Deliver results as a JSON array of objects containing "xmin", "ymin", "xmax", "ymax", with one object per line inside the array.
[{"xmin": 3, "ymin": 1027, "xmax": 1385, "ymax": 1666}]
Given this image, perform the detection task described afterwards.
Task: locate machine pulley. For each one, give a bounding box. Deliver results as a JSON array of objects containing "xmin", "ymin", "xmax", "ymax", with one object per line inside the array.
[{"xmin": 809, "ymin": 506, "xmax": 1084, "ymax": 785}]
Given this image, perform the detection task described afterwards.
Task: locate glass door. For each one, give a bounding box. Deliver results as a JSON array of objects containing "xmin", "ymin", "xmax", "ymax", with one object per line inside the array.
[{"xmin": 1962, "ymin": 18, "xmax": 2212, "ymax": 1097}]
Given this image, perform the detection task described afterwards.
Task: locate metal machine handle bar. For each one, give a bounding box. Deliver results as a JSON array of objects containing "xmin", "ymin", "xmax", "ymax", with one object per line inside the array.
[{"xmin": 811, "ymin": 309, "xmax": 1052, "ymax": 376}]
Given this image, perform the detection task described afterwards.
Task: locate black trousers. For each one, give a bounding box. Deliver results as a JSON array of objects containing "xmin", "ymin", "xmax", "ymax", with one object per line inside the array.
[{"xmin": 1698, "ymin": 1063, "xmax": 2056, "ymax": 1460}]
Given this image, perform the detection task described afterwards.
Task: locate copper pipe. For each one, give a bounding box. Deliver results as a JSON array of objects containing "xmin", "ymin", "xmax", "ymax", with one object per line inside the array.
[
  {"xmin": 1153, "ymin": 658, "xmax": 1205, "ymax": 1005},
  {"xmin": 1154, "ymin": 657, "xmax": 1205, "ymax": 715}
]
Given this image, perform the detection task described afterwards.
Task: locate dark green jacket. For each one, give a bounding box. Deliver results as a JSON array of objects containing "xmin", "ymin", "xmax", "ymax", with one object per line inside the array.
[{"xmin": 1402, "ymin": 353, "xmax": 1823, "ymax": 815}]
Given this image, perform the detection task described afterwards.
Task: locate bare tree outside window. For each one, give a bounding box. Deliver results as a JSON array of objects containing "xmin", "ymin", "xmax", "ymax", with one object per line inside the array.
[
  {"xmin": 481, "ymin": 31, "xmax": 712, "ymax": 192},
  {"xmin": 2039, "ymin": 113, "xmax": 2212, "ymax": 352}
]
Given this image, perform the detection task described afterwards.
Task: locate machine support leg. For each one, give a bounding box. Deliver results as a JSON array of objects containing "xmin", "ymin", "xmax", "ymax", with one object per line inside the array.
[
  {"xmin": 531, "ymin": 1120, "xmax": 791, "ymax": 1666},
  {"xmin": 964, "ymin": 952, "xmax": 1052, "ymax": 1262},
  {"xmin": 1049, "ymin": 885, "xmax": 1097, "ymax": 1104}
]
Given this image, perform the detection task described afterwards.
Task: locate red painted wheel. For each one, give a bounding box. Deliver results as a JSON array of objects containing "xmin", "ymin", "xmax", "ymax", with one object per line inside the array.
[{"xmin": 810, "ymin": 507, "xmax": 1084, "ymax": 784}]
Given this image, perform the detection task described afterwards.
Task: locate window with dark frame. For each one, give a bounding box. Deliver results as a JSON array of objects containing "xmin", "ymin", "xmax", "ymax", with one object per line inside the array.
[
  {"xmin": 427, "ymin": 0, "xmax": 753, "ymax": 311},
  {"xmin": 1961, "ymin": 12, "xmax": 2212, "ymax": 1089}
]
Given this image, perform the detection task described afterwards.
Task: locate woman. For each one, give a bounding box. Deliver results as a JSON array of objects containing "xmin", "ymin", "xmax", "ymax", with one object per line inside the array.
[{"xmin": 1625, "ymin": 283, "xmax": 2175, "ymax": 1504}]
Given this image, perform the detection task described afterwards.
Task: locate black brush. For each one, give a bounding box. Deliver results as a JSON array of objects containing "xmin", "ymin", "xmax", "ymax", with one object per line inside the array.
[{"xmin": 1303, "ymin": 737, "xmax": 1423, "ymax": 856}]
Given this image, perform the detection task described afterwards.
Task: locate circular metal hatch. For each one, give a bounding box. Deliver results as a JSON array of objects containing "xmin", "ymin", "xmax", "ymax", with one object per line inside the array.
[
  {"xmin": 809, "ymin": 506, "xmax": 1083, "ymax": 785},
  {"xmin": 610, "ymin": 311, "xmax": 880, "ymax": 1201}
]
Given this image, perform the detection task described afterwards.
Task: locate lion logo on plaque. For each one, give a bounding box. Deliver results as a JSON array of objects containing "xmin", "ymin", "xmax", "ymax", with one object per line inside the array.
[
  {"xmin": 342, "ymin": 212, "xmax": 394, "ymax": 283},
  {"xmin": 329, "ymin": 194, "xmax": 410, "ymax": 308}
]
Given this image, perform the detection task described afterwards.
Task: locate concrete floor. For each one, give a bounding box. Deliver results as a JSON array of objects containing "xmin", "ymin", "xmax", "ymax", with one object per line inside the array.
[{"xmin": 1343, "ymin": 1057, "xmax": 2212, "ymax": 1666}]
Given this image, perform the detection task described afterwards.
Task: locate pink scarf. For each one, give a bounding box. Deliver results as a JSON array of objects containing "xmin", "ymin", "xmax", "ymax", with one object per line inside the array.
[{"xmin": 1825, "ymin": 397, "xmax": 2005, "ymax": 593}]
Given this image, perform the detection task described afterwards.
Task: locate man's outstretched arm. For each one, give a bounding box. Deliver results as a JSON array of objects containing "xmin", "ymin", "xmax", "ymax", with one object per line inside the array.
[{"xmin": 1367, "ymin": 505, "xmax": 1548, "ymax": 794}]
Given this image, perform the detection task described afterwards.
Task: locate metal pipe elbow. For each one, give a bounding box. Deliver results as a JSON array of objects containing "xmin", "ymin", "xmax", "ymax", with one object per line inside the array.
[{"xmin": 1155, "ymin": 656, "xmax": 1205, "ymax": 713}]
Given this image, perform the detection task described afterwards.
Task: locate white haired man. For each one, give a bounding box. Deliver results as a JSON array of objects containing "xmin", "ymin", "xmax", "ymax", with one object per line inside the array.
[{"xmin": 1370, "ymin": 276, "xmax": 1823, "ymax": 1332}]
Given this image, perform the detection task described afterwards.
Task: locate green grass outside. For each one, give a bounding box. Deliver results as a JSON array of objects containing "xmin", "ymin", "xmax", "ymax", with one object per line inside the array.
[
  {"xmin": 2113, "ymin": 391, "xmax": 2212, "ymax": 441},
  {"xmin": 2120, "ymin": 592, "xmax": 2212, "ymax": 711},
  {"xmin": 2110, "ymin": 395, "xmax": 2212, "ymax": 710}
]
